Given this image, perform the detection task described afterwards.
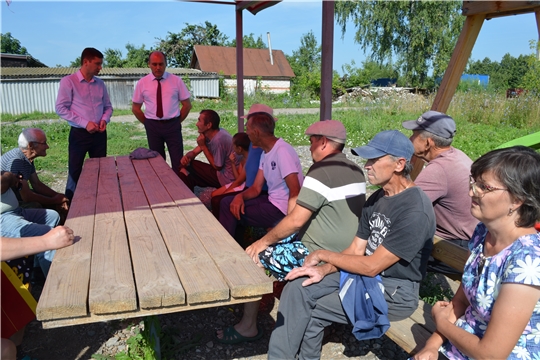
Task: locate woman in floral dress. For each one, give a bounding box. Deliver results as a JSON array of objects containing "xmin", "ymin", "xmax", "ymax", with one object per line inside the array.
[{"xmin": 414, "ymin": 146, "xmax": 540, "ymax": 360}]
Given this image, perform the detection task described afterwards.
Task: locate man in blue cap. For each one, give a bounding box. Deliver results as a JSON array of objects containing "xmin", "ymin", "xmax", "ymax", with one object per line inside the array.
[{"xmin": 268, "ymin": 130, "xmax": 436, "ymax": 360}]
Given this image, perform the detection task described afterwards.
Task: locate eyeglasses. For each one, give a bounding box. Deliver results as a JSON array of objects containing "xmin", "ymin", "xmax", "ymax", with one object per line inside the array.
[
  {"xmin": 32, "ymin": 141, "xmax": 48, "ymax": 146},
  {"xmin": 469, "ymin": 175, "xmax": 507, "ymax": 198}
]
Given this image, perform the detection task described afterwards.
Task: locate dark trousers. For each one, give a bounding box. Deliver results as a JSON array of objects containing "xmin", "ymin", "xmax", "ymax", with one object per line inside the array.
[
  {"xmin": 66, "ymin": 127, "xmax": 107, "ymax": 200},
  {"xmin": 219, "ymin": 194, "xmax": 285, "ymax": 248},
  {"xmin": 211, "ymin": 191, "xmax": 242, "ymax": 219},
  {"xmin": 144, "ymin": 117, "xmax": 183, "ymax": 176},
  {"xmin": 179, "ymin": 160, "xmax": 220, "ymax": 192}
]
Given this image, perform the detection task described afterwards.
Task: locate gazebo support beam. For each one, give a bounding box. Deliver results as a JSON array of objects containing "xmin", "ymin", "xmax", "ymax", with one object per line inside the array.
[{"xmin": 320, "ymin": 0, "xmax": 334, "ymax": 121}]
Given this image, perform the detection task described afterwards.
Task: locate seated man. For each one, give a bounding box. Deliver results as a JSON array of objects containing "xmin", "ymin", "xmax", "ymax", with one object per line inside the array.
[
  {"xmin": 268, "ymin": 130, "xmax": 436, "ymax": 359},
  {"xmin": 402, "ymin": 111, "xmax": 477, "ymax": 245},
  {"xmin": 218, "ymin": 106, "xmax": 303, "ymax": 248},
  {"xmin": 179, "ymin": 110, "xmax": 236, "ymax": 192},
  {"xmin": 0, "ymin": 171, "xmax": 60, "ymax": 277},
  {"xmin": 210, "ymin": 104, "xmax": 273, "ymax": 219},
  {"xmin": 216, "ymin": 120, "xmax": 367, "ymax": 344},
  {"xmin": 1, "ymin": 128, "xmax": 70, "ymax": 217}
]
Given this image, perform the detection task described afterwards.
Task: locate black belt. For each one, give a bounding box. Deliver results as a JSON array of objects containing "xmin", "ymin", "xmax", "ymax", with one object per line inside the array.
[{"xmin": 148, "ymin": 116, "xmax": 180, "ymax": 123}]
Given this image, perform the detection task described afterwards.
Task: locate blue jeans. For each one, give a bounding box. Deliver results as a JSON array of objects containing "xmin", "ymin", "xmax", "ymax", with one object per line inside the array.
[{"xmin": 0, "ymin": 207, "xmax": 60, "ymax": 277}]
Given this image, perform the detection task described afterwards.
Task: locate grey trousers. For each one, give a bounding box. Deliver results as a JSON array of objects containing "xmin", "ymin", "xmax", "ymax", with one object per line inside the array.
[{"xmin": 268, "ymin": 273, "xmax": 420, "ymax": 360}]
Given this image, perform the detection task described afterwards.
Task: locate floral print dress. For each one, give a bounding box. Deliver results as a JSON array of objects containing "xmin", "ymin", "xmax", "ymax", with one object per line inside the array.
[{"xmin": 440, "ymin": 223, "xmax": 540, "ymax": 360}]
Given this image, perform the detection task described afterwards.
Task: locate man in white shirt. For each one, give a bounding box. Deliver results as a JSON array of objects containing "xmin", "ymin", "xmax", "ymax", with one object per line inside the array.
[{"xmin": 132, "ymin": 51, "xmax": 192, "ymax": 176}]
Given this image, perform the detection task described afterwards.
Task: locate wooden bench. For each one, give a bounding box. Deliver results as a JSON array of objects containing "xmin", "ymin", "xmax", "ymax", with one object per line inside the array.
[{"xmin": 385, "ymin": 236, "xmax": 469, "ymax": 355}]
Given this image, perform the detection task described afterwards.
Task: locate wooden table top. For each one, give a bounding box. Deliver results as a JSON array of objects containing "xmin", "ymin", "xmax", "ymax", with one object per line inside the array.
[{"xmin": 36, "ymin": 155, "xmax": 273, "ymax": 329}]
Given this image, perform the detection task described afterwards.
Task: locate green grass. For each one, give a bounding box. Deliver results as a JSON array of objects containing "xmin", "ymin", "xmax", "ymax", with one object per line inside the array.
[
  {"xmin": 0, "ymin": 121, "xmax": 147, "ymax": 185},
  {"xmin": 2, "ymin": 92, "xmax": 538, "ymax": 185}
]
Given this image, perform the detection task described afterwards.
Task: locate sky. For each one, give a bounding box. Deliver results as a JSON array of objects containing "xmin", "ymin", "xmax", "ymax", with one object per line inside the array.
[{"xmin": 1, "ymin": 0, "xmax": 538, "ymax": 74}]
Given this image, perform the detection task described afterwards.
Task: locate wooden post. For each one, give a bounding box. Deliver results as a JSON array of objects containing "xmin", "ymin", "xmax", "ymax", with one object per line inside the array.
[
  {"xmin": 431, "ymin": 14, "xmax": 485, "ymax": 113},
  {"xmin": 411, "ymin": 13, "xmax": 485, "ymax": 181},
  {"xmin": 534, "ymin": 10, "xmax": 540, "ymax": 61}
]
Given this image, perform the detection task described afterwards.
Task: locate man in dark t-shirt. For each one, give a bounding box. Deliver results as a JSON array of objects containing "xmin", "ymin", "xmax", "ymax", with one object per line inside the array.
[{"xmin": 268, "ymin": 130, "xmax": 436, "ymax": 360}]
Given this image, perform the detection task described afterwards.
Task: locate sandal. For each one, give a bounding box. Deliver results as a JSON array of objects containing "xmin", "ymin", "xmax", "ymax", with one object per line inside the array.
[{"xmin": 215, "ymin": 325, "xmax": 264, "ymax": 344}]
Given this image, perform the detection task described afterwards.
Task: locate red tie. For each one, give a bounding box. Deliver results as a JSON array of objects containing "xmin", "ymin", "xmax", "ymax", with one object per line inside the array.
[{"xmin": 156, "ymin": 78, "xmax": 163, "ymax": 119}]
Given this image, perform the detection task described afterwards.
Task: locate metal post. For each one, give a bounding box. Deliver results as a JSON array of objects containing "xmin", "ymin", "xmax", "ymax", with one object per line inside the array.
[
  {"xmin": 236, "ymin": 8, "xmax": 245, "ymax": 132},
  {"xmin": 320, "ymin": 0, "xmax": 334, "ymax": 121}
]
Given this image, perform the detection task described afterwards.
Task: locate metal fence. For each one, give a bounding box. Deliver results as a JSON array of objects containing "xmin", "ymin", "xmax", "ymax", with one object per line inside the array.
[{"xmin": 1, "ymin": 75, "xmax": 219, "ymax": 115}]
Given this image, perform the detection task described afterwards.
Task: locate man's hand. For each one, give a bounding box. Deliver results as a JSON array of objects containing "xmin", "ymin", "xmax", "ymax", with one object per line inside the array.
[
  {"xmin": 86, "ymin": 122, "xmax": 99, "ymax": 134},
  {"xmin": 196, "ymin": 134, "xmax": 206, "ymax": 147},
  {"xmin": 51, "ymin": 193, "xmax": 70, "ymax": 208},
  {"xmin": 245, "ymin": 239, "xmax": 270, "ymax": 265},
  {"xmin": 98, "ymin": 120, "xmax": 107, "ymax": 132},
  {"xmin": 229, "ymin": 152, "xmax": 236, "ymax": 163},
  {"xmin": 180, "ymin": 151, "xmax": 195, "ymax": 167},
  {"xmin": 285, "ymin": 265, "xmax": 326, "ymax": 286},
  {"xmin": 302, "ymin": 250, "xmax": 324, "ymax": 268},
  {"xmin": 229, "ymin": 194, "xmax": 245, "ymax": 220},
  {"xmin": 44, "ymin": 226, "xmax": 76, "ymax": 250}
]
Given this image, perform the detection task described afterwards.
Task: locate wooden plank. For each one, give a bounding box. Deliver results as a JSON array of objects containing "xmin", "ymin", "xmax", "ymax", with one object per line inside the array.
[
  {"xmin": 461, "ymin": 1, "xmax": 540, "ymax": 17},
  {"xmin": 41, "ymin": 294, "xmax": 263, "ymax": 329},
  {"xmin": 148, "ymin": 157, "xmax": 273, "ymax": 298},
  {"xmin": 432, "ymin": 236, "xmax": 469, "ymax": 272},
  {"xmin": 88, "ymin": 157, "xmax": 137, "ymax": 314},
  {"xmin": 431, "ymin": 14, "xmax": 485, "ymax": 113},
  {"xmin": 387, "ymin": 317, "xmax": 433, "ymax": 355},
  {"xmin": 537, "ymin": 10, "xmax": 540, "ymax": 60},
  {"xmin": 116, "ymin": 156, "xmax": 186, "ymax": 308},
  {"xmin": 132, "ymin": 157, "xmax": 230, "ymax": 304},
  {"xmin": 408, "ymin": 300, "xmax": 436, "ymax": 334},
  {"xmin": 37, "ymin": 158, "xmax": 99, "ymax": 321}
]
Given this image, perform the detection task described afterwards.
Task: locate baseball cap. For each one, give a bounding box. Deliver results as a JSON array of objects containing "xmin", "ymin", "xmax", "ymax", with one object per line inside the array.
[
  {"xmin": 305, "ymin": 120, "xmax": 347, "ymax": 144},
  {"xmin": 352, "ymin": 130, "xmax": 414, "ymax": 161},
  {"xmin": 402, "ymin": 111, "xmax": 456, "ymax": 139},
  {"xmin": 240, "ymin": 103, "xmax": 277, "ymax": 121}
]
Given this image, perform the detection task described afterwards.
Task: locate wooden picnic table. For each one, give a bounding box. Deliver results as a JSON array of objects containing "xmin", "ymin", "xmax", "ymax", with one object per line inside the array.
[{"xmin": 36, "ymin": 155, "xmax": 273, "ymax": 329}]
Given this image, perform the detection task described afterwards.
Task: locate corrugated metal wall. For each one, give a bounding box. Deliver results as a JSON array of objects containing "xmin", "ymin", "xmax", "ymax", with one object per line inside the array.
[{"xmin": 1, "ymin": 76, "xmax": 219, "ymax": 115}]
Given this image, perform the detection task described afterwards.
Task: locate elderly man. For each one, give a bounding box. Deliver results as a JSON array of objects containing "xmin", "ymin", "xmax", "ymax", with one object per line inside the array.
[
  {"xmin": 132, "ymin": 51, "xmax": 192, "ymax": 176},
  {"xmin": 267, "ymin": 130, "xmax": 436, "ymax": 359},
  {"xmin": 1, "ymin": 128, "xmax": 69, "ymax": 214},
  {"xmin": 218, "ymin": 106, "xmax": 303, "ymax": 248},
  {"xmin": 402, "ymin": 111, "xmax": 477, "ymax": 246},
  {"xmin": 217, "ymin": 120, "xmax": 367, "ymax": 344},
  {"xmin": 56, "ymin": 47, "xmax": 113, "ymax": 200},
  {"xmin": 179, "ymin": 110, "xmax": 235, "ymax": 192}
]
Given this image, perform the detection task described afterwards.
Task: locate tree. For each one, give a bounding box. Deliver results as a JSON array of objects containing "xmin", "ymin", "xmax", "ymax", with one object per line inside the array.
[
  {"xmin": 227, "ymin": 33, "xmax": 266, "ymax": 49},
  {"xmin": 69, "ymin": 57, "xmax": 81, "ymax": 67},
  {"xmin": 1, "ymin": 32, "xmax": 28, "ymax": 55},
  {"xmin": 335, "ymin": 1, "xmax": 464, "ymax": 87},
  {"xmin": 286, "ymin": 31, "xmax": 322, "ymax": 98},
  {"xmin": 104, "ymin": 48, "xmax": 125, "ymax": 68},
  {"xmin": 521, "ymin": 41, "xmax": 540, "ymax": 93},
  {"xmin": 124, "ymin": 43, "xmax": 151, "ymax": 68},
  {"xmin": 155, "ymin": 21, "xmax": 228, "ymax": 68},
  {"xmin": 340, "ymin": 58, "xmax": 399, "ymax": 88}
]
